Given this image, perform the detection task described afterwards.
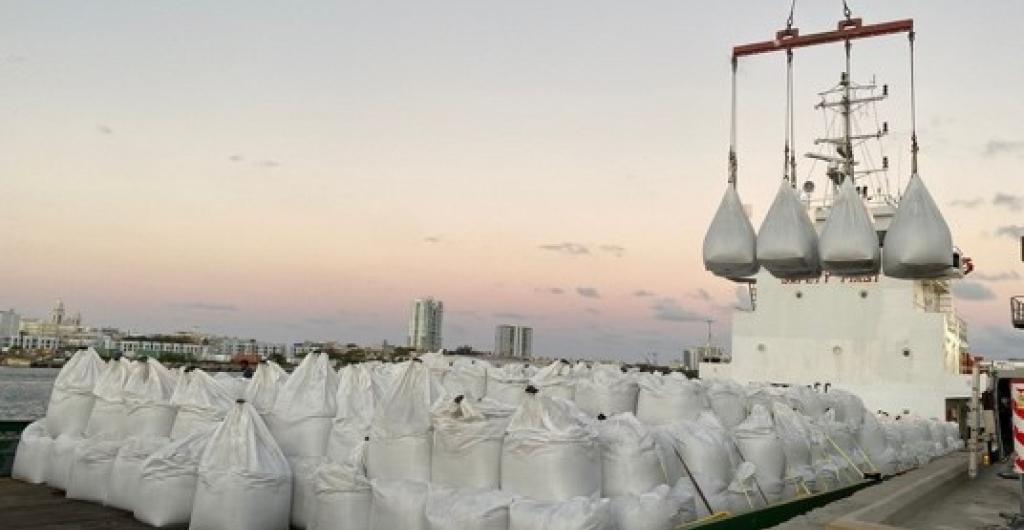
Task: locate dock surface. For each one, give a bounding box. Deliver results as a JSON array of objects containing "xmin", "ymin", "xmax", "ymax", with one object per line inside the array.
[{"xmin": 0, "ymin": 478, "xmax": 153, "ymax": 529}]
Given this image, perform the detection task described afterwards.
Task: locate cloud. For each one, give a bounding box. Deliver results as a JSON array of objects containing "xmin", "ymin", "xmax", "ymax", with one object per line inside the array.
[
  {"xmin": 689, "ymin": 288, "xmax": 713, "ymax": 302},
  {"xmin": 632, "ymin": 289, "xmax": 655, "ymax": 298},
  {"xmin": 174, "ymin": 302, "xmax": 239, "ymax": 312},
  {"xmin": 651, "ymin": 298, "xmax": 706, "ymax": 322},
  {"xmin": 950, "ymin": 281, "xmax": 996, "ymax": 301},
  {"xmin": 585, "ymin": 308, "xmax": 601, "ymax": 315},
  {"xmin": 972, "ymin": 326, "xmax": 1024, "ymax": 360},
  {"xmin": 972, "ymin": 271, "xmax": 1021, "ymax": 282},
  {"xmin": 493, "ymin": 312, "xmax": 528, "ymax": 321},
  {"xmin": 576, "ymin": 287, "xmax": 601, "ymax": 299},
  {"xmin": 304, "ymin": 317, "xmax": 336, "ymax": 326},
  {"xmin": 539, "ymin": 242, "xmax": 590, "ymax": 255},
  {"xmin": 259, "ymin": 159, "xmax": 281, "ymax": 168},
  {"xmin": 229, "ymin": 155, "xmax": 244, "ymax": 162},
  {"xmin": 949, "ymin": 198, "xmax": 984, "ymax": 208},
  {"xmin": 536, "ymin": 287, "xmax": 565, "ymax": 295},
  {"xmin": 97, "ymin": 125, "xmax": 113, "ymax": 135},
  {"xmin": 423, "ymin": 236, "xmax": 442, "ymax": 244},
  {"xmin": 993, "ymin": 193, "xmax": 1023, "ymax": 211},
  {"xmin": 995, "ymin": 225, "xmax": 1024, "ymax": 238},
  {"xmin": 599, "ymin": 244, "xmax": 626, "ymax": 258},
  {"xmin": 984, "ymin": 140, "xmax": 1024, "ymax": 157}
]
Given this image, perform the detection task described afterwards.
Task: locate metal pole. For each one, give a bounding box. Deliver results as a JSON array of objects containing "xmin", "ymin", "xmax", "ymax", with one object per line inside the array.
[{"xmin": 970, "ymin": 359, "xmax": 980, "ymax": 479}]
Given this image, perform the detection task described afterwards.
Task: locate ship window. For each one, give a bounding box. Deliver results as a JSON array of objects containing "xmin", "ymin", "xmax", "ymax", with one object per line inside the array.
[
  {"xmin": 833, "ymin": 346, "xmax": 843, "ymax": 355},
  {"xmin": 902, "ymin": 348, "xmax": 911, "ymax": 358},
  {"xmin": 795, "ymin": 291, "xmax": 803, "ymax": 299},
  {"xmin": 757, "ymin": 343, "xmax": 766, "ymax": 352},
  {"xmin": 860, "ymin": 290, "xmax": 868, "ymax": 298}
]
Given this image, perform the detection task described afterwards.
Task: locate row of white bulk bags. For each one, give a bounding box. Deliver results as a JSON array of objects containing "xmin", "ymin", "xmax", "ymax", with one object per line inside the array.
[
  {"xmin": 576, "ymin": 366, "xmax": 639, "ymax": 417},
  {"xmin": 703, "ymin": 184, "xmax": 759, "ymax": 278},
  {"xmin": 191, "ymin": 400, "xmax": 292, "ymax": 530},
  {"xmin": 636, "ymin": 373, "xmax": 706, "ymax": 425},
  {"xmin": 245, "ymin": 360, "xmax": 289, "ymax": 415},
  {"xmin": 595, "ymin": 413, "xmax": 666, "ymax": 497},
  {"xmin": 368, "ymin": 360, "xmax": 434, "ymax": 483},
  {"xmin": 733, "ymin": 405, "xmax": 786, "ymax": 503},
  {"xmin": 11, "ymin": 420, "xmax": 52, "ymax": 484},
  {"xmin": 757, "ymin": 180, "xmax": 821, "ymax": 278},
  {"xmin": 134, "ymin": 425, "xmax": 217, "ymax": 527},
  {"xmin": 501, "ymin": 389, "xmax": 602, "ymax": 502},
  {"xmin": 85, "ymin": 358, "xmax": 132, "ymax": 438},
  {"xmin": 45, "ymin": 348, "xmax": 106, "ymax": 438},
  {"xmin": 486, "ymin": 364, "xmax": 531, "ymax": 406},
  {"xmin": 170, "ymin": 368, "xmax": 234, "ymax": 440},
  {"xmin": 529, "ymin": 360, "xmax": 576, "ymax": 401},
  {"xmin": 431, "ymin": 395, "xmax": 514, "ymax": 490}
]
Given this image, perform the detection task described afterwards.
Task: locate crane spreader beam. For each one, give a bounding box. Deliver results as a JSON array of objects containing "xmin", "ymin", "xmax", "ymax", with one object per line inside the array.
[{"xmin": 732, "ymin": 18, "xmax": 914, "ymax": 59}]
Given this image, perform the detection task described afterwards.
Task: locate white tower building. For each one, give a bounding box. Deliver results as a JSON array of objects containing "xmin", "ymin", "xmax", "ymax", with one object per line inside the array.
[
  {"xmin": 408, "ymin": 298, "xmax": 444, "ymax": 352},
  {"xmin": 495, "ymin": 324, "xmax": 532, "ymax": 358}
]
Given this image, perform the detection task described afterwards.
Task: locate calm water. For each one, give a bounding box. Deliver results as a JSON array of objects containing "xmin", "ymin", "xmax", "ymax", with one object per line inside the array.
[{"xmin": 0, "ymin": 367, "xmax": 58, "ymax": 420}]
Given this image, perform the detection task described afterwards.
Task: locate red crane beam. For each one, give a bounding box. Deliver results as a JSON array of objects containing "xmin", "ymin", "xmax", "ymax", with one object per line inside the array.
[{"xmin": 733, "ymin": 18, "xmax": 914, "ymax": 59}]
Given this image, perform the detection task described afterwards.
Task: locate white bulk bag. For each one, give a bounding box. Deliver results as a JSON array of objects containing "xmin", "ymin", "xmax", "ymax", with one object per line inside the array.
[
  {"xmin": 610, "ymin": 480, "xmax": 697, "ymax": 530},
  {"xmin": 45, "ymin": 433, "xmax": 82, "ymax": 490},
  {"xmin": 367, "ymin": 361, "xmax": 433, "ymax": 482},
  {"xmin": 326, "ymin": 364, "xmax": 376, "ymax": 463},
  {"xmin": 757, "ymin": 180, "xmax": 821, "ymax": 278},
  {"xmin": 431, "ymin": 396, "xmax": 512, "ymax": 490},
  {"xmin": 785, "ymin": 386, "xmax": 826, "ymax": 419},
  {"xmin": 213, "ymin": 372, "xmax": 247, "ymax": 400},
  {"xmin": 288, "ymin": 456, "xmax": 322, "ymax": 529},
  {"xmin": 770, "ymin": 402, "xmax": 816, "ymax": 493},
  {"xmin": 636, "ymin": 374, "xmax": 705, "ymax": 425},
  {"xmin": 486, "ymin": 364, "xmax": 530, "ymax": 405},
  {"xmin": 819, "ymin": 178, "xmax": 881, "ymax": 275},
  {"xmin": 369, "ymin": 479, "xmax": 429, "ymax": 530},
  {"xmin": 85, "ymin": 358, "xmax": 132, "ymax": 439},
  {"xmin": 45, "ymin": 348, "xmax": 106, "ymax": 438},
  {"xmin": 883, "ymin": 174, "xmax": 953, "ymax": 279},
  {"xmin": 858, "ymin": 413, "xmax": 897, "ymax": 475},
  {"xmin": 703, "ymin": 184, "xmax": 759, "ymax": 278},
  {"xmin": 530, "ymin": 361, "xmax": 576, "ymax": 401},
  {"xmin": 706, "ymin": 380, "xmax": 748, "ymax": 429},
  {"xmin": 107, "ymin": 435, "xmax": 170, "ymax": 512},
  {"xmin": 575, "ymin": 367, "xmax": 639, "ymax": 417},
  {"xmin": 169, "ymin": 369, "xmax": 234, "ymax": 440},
  {"xmin": 927, "ymin": 419, "xmax": 948, "ymax": 457},
  {"xmin": 831, "ymin": 389, "xmax": 866, "ymax": 431},
  {"xmin": 190, "ymin": 401, "xmax": 292, "ymax": 530},
  {"xmin": 244, "ymin": 360, "xmax": 288, "ymax": 415},
  {"xmin": 134, "ymin": 426, "xmax": 216, "ymax": 527},
  {"xmin": 509, "ymin": 497, "xmax": 613, "ymax": 530},
  {"xmin": 425, "ymin": 485, "xmax": 515, "ymax": 530},
  {"xmin": 596, "ymin": 413, "xmax": 667, "ymax": 497},
  {"xmin": 310, "ymin": 460, "xmax": 372, "ymax": 530},
  {"xmin": 123, "ymin": 358, "xmax": 178, "ymax": 438},
  {"xmin": 733, "ymin": 405, "xmax": 786, "ymax": 502},
  {"xmin": 12, "ymin": 420, "xmax": 53, "ymax": 484},
  {"xmin": 654, "ymin": 413, "xmax": 734, "ymax": 502},
  {"xmin": 266, "ymin": 352, "xmax": 339, "ymax": 458},
  {"xmin": 443, "ymin": 359, "xmax": 489, "ymax": 401},
  {"xmin": 67, "ymin": 436, "xmax": 122, "ymax": 504},
  {"xmin": 501, "ymin": 390, "xmax": 602, "ymax": 501}
]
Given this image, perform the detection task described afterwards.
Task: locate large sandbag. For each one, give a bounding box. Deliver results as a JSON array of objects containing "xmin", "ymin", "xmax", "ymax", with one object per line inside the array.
[
  {"xmin": 757, "ymin": 180, "xmax": 821, "ymax": 278},
  {"xmin": 654, "ymin": 413, "xmax": 734, "ymax": 503},
  {"xmin": 830, "ymin": 389, "xmax": 866, "ymax": 431},
  {"xmin": 12, "ymin": 420, "xmax": 53, "ymax": 484},
  {"xmin": 289, "ymin": 456, "xmax": 322, "ymax": 529},
  {"xmin": 596, "ymin": 413, "xmax": 666, "ymax": 497},
  {"xmin": 45, "ymin": 433, "xmax": 82, "ymax": 490},
  {"xmin": 367, "ymin": 361, "xmax": 433, "ymax": 482},
  {"xmin": 85, "ymin": 358, "xmax": 133, "ymax": 439},
  {"xmin": 509, "ymin": 497, "xmax": 613, "ymax": 530},
  {"xmin": 771, "ymin": 402, "xmax": 816, "ymax": 494},
  {"xmin": 575, "ymin": 367, "xmax": 639, "ymax": 417},
  {"xmin": 858, "ymin": 413, "xmax": 897, "ymax": 475},
  {"xmin": 431, "ymin": 395, "xmax": 512, "ymax": 490},
  {"xmin": 169, "ymin": 369, "xmax": 234, "ymax": 440},
  {"xmin": 134, "ymin": 426, "xmax": 216, "ymax": 527},
  {"xmin": 45, "ymin": 348, "xmax": 106, "ymax": 438},
  {"xmin": 123, "ymin": 358, "xmax": 178, "ymax": 438},
  {"xmin": 636, "ymin": 374, "xmax": 705, "ymax": 425},
  {"xmin": 706, "ymin": 379, "xmax": 748, "ymax": 429},
  {"xmin": 733, "ymin": 404, "xmax": 786, "ymax": 502},
  {"xmin": 530, "ymin": 360, "xmax": 576, "ymax": 401},
  {"xmin": 883, "ymin": 174, "xmax": 953, "ymax": 279},
  {"xmin": 819, "ymin": 178, "xmax": 881, "ymax": 275},
  {"xmin": 369, "ymin": 479, "xmax": 429, "ymax": 530},
  {"xmin": 245, "ymin": 360, "xmax": 288, "ymax": 415},
  {"xmin": 785, "ymin": 386, "xmax": 826, "ymax": 419},
  {"xmin": 486, "ymin": 364, "xmax": 530, "ymax": 405},
  {"xmin": 67, "ymin": 436, "xmax": 122, "ymax": 504},
  {"xmin": 501, "ymin": 390, "xmax": 601, "ymax": 501},
  {"xmin": 107, "ymin": 435, "xmax": 170, "ymax": 512},
  {"xmin": 703, "ymin": 184, "xmax": 759, "ymax": 278},
  {"xmin": 266, "ymin": 352, "xmax": 339, "ymax": 458},
  {"xmin": 190, "ymin": 401, "xmax": 292, "ymax": 530},
  {"xmin": 310, "ymin": 460, "xmax": 371, "ymax": 530},
  {"xmin": 443, "ymin": 359, "xmax": 489, "ymax": 401},
  {"xmin": 326, "ymin": 364, "xmax": 376, "ymax": 463},
  {"xmin": 425, "ymin": 485, "xmax": 514, "ymax": 530},
  {"xmin": 609, "ymin": 480, "xmax": 697, "ymax": 530}
]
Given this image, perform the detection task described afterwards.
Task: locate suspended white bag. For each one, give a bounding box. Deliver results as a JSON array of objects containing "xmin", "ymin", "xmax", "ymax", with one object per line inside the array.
[
  {"xmin": 883, "ymin": 174, "xmax": 953, "ymax": 278},
  {"xmin": 45, "ymin": 433, "xmax": 83, "ymax": 490},
  {"xmin": 575, "ymin": 367, "xmax": 639, "ymax": 417},
  {"xmin": 509, "ymin": 497, "xmax": 614, "ymax": 530},
  {"xmin": 310, "ymin": 460, "xmax": 372, "ymax": 530},
  {"xmin": 266, "ymin": 352, "xmax": 339, "ymax": 458},
  {"xmin": 425, "ymin": 485, "xmax": 515, "ymax": 530},
  {"xmin": 169, "ymin": 369, "xmax": 234, "ymax": 440},
  {"xmin": 733, "ymin": 404, "xmax": 787, "ymax": 502},
  {"xmin": 67, "ymin": 436, "xmax": 122, "ymax": 504},
  {"xmin": 190, "ymin": 401, "xmax": 292, "ymax": 530},
  {"xmin": 244, "ymin": 360, "xmax": 288, "ymax": 415},
  {"xmin": 610, "ymin": 480, "xmax": 697, "ymax": 530},
  {"xmin": 369, "ymin": 479, "xmax": 429, "ymax": 530},
  {"xmin": 819, "ymin": 178, "xmax": 881, "ymax": 274},
  {"xmin": 703, "ymin": 184, "xmax": 760, "ymax": 278},
  {"xmin": 431, "ymin": 395, "xmax": 512, "ymax": 490},
  {"xmin": 12, "ymin": 420, "xmax": 53, "ymax": 484},
  {"xmin": 757, "ymin": 180, "xmax": 821, "ymax": 278},
  {"xmin": 367, "ymin": 361, "xmax": 433, "ymax": 482},
  {"xmin": 134, "ymin": 426, "xmax": 217, "ymax": 528},
  {"xmin": 123, "ymin": 358, "xmax": 178, "ymax": 438},
  {"xmin": 46, "ymin": 348, "xmax": 106, "ymax": 438},
  {"xmin": 636, "ymin": 374, "xmax": 705, "ymax": 425},
  {"xmin": 596, "ymin": 413, "xmax": 667, "ymax": 498},
  {"xmin": 501, "ymin": 390, "xmax": 602, "ymax": 502},
  {"xmin": 106, "ymin": 435, "xmax": 170, "ymax": 512}
]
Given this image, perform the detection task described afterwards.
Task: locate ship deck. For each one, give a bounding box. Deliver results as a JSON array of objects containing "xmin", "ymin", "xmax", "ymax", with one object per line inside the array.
[{"xmin": 0, "ymin": 478, "xmax": 153, "ymax": 529}]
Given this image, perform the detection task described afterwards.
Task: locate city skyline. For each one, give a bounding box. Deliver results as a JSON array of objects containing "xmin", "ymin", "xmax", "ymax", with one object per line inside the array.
[{"xmin": 1, "ymin": 1, "xmax": 1022, "ymax": 361}]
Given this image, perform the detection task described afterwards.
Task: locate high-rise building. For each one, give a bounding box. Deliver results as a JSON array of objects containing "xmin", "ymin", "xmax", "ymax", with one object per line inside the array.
[
  {"xmin": 494, "ymin": 324, "xmax": 532, "ymax": 358},
  {"xmin": 408, "ymin": 298, "xmax": 443, "ymax": 352},
  {"xmin": 0, "ymin": 309, "xmax": 21, "ymax": 338}
]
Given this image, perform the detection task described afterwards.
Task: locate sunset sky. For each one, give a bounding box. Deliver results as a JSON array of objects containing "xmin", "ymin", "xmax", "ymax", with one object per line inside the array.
[{"xmin": 2, "ymin": 1, "xmax": 1022, "ymax": 361}]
